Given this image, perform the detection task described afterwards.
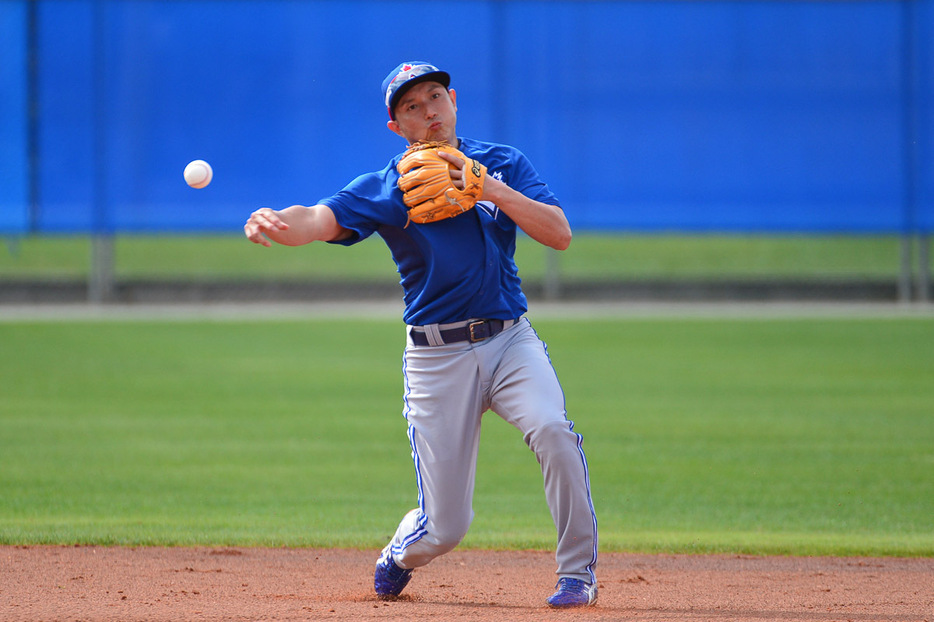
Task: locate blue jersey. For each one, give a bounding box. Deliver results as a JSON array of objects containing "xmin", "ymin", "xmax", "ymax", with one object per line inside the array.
[{"xmin": 320, "ymin": 137, "xmax": 561, "ymax": 326}]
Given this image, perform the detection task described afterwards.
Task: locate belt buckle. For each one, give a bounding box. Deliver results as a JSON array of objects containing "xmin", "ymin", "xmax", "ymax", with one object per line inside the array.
[{"xmin": 468, "ymin": 320, "xmax": 488, "ymax": 343}]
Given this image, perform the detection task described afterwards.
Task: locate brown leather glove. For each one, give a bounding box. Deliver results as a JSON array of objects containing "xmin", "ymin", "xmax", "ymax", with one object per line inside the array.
[{"xmin": 397, "ymin": 141, "xmax": 486, "ymax": 226}]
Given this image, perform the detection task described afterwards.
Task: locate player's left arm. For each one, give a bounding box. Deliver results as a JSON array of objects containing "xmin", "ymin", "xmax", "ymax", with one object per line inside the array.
[
  {"xmin": 480, "ymin": 176, "xmax": 571, "ymax": 250},
  {"xmin": 438, "ymin": 150, "xmax": 571, "ymax": 250}
]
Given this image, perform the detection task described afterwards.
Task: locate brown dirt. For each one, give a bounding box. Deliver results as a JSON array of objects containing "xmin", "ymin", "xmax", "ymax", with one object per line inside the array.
[{"xmin": 2, "ymin": 546, "xmax": 931, "ymax": 621}]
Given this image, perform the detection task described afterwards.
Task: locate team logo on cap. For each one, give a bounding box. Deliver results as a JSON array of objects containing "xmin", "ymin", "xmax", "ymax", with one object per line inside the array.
[{"xmin": 385, "ymin": 64, "xmax": 439, "ymax": 107}]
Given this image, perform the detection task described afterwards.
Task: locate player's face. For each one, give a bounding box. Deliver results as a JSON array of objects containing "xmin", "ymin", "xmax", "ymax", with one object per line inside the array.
[{"xmin": 388, "ymin": 81, "xmax": 458, "ymax": 144}]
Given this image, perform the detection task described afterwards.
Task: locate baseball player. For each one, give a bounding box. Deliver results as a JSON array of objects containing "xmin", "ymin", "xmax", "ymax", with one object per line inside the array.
[{"xmin": 244, "ymin": 61, "xmax": 598, "ymax": 608}]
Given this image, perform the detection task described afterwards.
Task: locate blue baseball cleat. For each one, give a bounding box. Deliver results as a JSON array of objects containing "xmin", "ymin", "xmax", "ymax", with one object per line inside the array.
[
  {"xmin": 546, "ymin": 577, "xmax": 598, "ymax": 608},
  {"xmin": 374, "ymin": 546, "xmax": 413, "ymax": 599}
]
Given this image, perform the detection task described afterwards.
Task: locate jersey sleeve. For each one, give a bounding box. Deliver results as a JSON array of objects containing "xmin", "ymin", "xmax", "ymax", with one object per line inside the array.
[
  {"xmin": 508, "ymin": 148, "xmax": 562, "ymax": 208},
  {"xmin": 318, "ymin": 165, "xmax": 406, "ymax": 246}
]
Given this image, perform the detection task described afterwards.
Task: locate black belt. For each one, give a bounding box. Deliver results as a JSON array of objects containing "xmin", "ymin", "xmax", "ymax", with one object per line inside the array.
[{"xmin": 409, "ymin": 318, "xmax": 517, "ymax": 347}]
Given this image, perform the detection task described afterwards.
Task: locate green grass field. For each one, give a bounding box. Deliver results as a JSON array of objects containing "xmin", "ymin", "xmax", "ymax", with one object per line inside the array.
[
  {"xmin": 0, "ymin": 233, "xmax": 920, "ymax": 280},
  {"xmin": 1, "ymin": 316, "xmax": 932, "ymax": 557}
]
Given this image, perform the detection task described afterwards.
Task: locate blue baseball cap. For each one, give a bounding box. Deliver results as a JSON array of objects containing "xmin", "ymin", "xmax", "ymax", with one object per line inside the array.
[{"xmin": 382, "ymin": 61, "xmax": 451, "ymax": 119}]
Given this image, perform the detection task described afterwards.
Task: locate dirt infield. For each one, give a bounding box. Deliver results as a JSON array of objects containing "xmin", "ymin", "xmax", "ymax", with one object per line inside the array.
[{"xmin": 2, "ymin": 546, "xmax": 932, "ymax": 621}]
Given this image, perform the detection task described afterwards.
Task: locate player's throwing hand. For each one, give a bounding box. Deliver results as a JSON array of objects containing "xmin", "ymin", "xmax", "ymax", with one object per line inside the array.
[{"xmin": 244, "ymin": 208, "xmax": 289, "ymax": 247}]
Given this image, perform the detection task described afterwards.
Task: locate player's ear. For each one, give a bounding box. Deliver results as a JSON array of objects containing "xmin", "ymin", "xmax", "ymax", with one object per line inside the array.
[
  {"xmin": 448, "ymin": 88, "xmax": 457, "ymax": 111},
  {"xmin": 387, "ymin": 119, "xmax": 405, "ymax": 138}
]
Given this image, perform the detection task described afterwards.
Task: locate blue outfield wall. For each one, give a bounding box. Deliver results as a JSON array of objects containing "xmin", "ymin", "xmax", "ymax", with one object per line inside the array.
[
  {"xmin": 1, "ymin": 0, "xmax": 932, "ymax": 235},
  {"xmin": 0, "ymin": 1, "xmax": 29, "ymax": 234}
]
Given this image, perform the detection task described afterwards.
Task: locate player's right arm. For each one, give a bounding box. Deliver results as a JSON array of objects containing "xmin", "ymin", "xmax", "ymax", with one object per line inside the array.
[{"xmin": 245, "ymin": 204, "xmax": 351, "ymax": 247}]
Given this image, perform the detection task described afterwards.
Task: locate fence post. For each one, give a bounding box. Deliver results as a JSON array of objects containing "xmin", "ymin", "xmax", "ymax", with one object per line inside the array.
[
  {"xmin": 89, "ymin": 235, "xmax": 115, "ymax": 303},
  {"xmin": 899, "ymin": 0, "xmax": 921, "ymax": 304},
  {"xmin": 543, "ymin": 247, "xmax": 561, "ymax": 301},
  {"xmin": 898, "ymin": 236, "xmax": 913, "ymax": 303},
  {"xmin": 918, "ymin": 235, "xmax": 931, "ymax": 302},
  {"xmin": 88, "ymin": 0, "xmax": 114, "ymax": 303}
]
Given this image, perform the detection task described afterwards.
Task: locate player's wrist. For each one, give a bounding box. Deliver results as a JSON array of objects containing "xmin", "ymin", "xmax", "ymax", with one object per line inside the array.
[{"xmin": 480, "ymin": 174, "xmax": 509, "ymax": 203}]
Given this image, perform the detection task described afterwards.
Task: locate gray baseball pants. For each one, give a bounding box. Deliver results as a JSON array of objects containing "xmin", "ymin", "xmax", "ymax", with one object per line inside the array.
[{"xmin": 386, "ymin": 317, "xmax": 598, "ymax": 584}]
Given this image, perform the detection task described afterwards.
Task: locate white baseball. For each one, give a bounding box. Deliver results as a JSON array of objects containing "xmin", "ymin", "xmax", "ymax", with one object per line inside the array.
[{"xmin": 184, "ymin": 159, "xmax": 213, "ymax": 189}]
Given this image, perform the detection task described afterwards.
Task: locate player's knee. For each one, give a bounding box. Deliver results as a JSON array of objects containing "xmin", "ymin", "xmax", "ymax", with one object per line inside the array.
[{"xmin": 526, "ymin": 419, "xmax": 578, "ymax": 456}]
